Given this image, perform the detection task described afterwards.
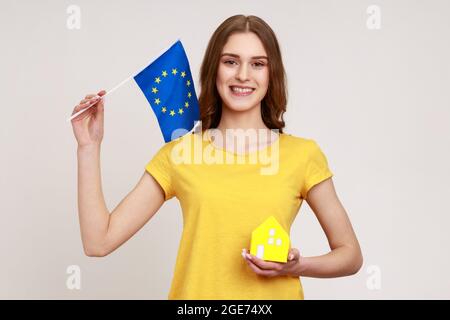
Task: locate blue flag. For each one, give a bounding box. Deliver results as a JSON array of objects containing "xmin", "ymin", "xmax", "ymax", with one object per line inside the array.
[{"xmin": 134, "ymin": 40, "xmax": 200, "ymax": 142}]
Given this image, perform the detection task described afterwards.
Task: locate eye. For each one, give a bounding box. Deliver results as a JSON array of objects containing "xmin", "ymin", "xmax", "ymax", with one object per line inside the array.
[
  {"xmin": 253, "ymin": 62, "xmax": 266, "ymax": 68},
  {"xmin": 224, "ymin": 60, "xmax": 237, "ymax": 65}
]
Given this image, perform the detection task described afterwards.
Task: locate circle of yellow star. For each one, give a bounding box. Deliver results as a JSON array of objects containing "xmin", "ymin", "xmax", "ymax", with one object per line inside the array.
[
  {"xmin": 155, "ymin": 77, "xmax": 161, "ymax": 84},
  {"xmin": 161, "ymin": 107, "xmax": 167, "ymax": 113},
  {"xmin": 170, "ymin": 110, "xmax": 175, "ymax": 116},
  {"xmin": 172, "ymin": 68, "xmax": 178, "ymax": 75},
  {"xmin": 187, "ymin": 92, "xmax": 192, "ymax": 98},
  {"xmin": 162, "ymin": 70, "xmax": 168, "ymax": 77},
  {"xmin": 154, "ymin": 98, "xmax": 160, "ymax": 105},
  {"xmin": 184, "ymin": 102, "xmax": 189, "ymax": 108},
  {"xmin": 151, "ymin": 87, "xmax": 158, "ymax": 94},
  {"xmin": 181, "ymin": 71, "xmax": 186, "ymax": 78},
  {"xmin": 178, "ymin": 108, "xmax": 184, "ymax": 115},
  {"xmin": 186, "ymin": 80, "xmax": 191, "ymax": 86}
]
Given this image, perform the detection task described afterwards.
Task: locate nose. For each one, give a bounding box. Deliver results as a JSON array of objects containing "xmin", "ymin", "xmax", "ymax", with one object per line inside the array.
[{"xmin": 236, "ymin": 63, "xmax": 250, "ymax": 82}]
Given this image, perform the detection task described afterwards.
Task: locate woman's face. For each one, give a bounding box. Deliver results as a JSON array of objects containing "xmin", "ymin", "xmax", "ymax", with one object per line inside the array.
[{"xmin": 216, "ymin": 32, "xmax": 269, "ymax": 113}]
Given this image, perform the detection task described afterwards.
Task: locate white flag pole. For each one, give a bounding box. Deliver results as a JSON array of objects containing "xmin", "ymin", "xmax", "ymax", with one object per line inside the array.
[
  {"xmin": 66, "ymin": 38, "xmax": 181, "ymax": 123},
  {"xmin": 66, "ymin": 75, "xmax": 133, "ymax": 122}
]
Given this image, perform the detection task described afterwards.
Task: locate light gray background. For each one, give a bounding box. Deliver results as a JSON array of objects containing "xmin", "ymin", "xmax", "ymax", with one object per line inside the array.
[{"xmin": 1, "ymin": 0, "xmax": 449, "ymax": 299}]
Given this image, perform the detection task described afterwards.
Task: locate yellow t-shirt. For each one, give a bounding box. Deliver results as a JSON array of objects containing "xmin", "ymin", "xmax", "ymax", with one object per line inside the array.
[{"xmin": 145, "ymin": 130, "xmax": 333, "ymax": 299}]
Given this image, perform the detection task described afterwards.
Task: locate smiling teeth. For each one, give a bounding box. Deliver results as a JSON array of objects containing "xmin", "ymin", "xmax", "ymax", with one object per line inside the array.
[{"xmin": 231, "ymin": 87, "xmax": 253, "ymax": 93}]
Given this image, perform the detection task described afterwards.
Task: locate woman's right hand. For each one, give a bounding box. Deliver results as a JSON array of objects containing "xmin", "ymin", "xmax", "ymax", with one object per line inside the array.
[{"xmin": 71, "ymin": 90, "xmax": 106, "ymax": 148}]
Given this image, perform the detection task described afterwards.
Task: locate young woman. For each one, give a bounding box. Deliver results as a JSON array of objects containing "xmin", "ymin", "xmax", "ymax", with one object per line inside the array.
[{"xmin": 71, "ymin": 15, "xmax": 362, "ymax": 300}]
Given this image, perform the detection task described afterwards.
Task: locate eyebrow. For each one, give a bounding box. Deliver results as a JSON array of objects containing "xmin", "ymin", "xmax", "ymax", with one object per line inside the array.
[{"xmin": 221, "ymin": 53, "xmax": 268, "ymax": 60}]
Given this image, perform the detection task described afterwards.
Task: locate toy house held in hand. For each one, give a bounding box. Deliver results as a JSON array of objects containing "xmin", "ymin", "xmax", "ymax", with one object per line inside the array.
[{"xmin": 250, "ymin": 216, "xmax": 290, "ymax": 263}]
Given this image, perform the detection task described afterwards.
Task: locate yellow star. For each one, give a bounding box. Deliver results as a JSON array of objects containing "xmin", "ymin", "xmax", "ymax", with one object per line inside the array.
[
  {"xmin": 184, "ymin": 102, "xmax": 189, "ymax": 108},
  {"xmin": 155, "ymin": 77, "xmax": 161, "ymax": 84},
  {"xmin": 181, "ymin": 71, "xmax": 186, "ymax": 78},
  {"xmin": 186, "ymin": 80, "xmax": 191, "ymax": 86},
  {"xmin": 178, "ymin": 108, "xmax": 184, "ymax": 115},
  {"xmin": 172, "ymin": 68, "xmax": 178, "ymax": 75},
  {"xmin": 170, "ymin": 110, "xmax": 175, "ymax": 116},
  {"xmin": 151, "ymin": 87, "xmax": 158, "ymax": 94},
  {"xmin": 161, "ymin": 107, "xmax": 167, "ymax": 113},
  {"xmin": 187, "ymin": 92, "xmax": 192, "ymax": 98},
  {"xmin": 162, "ymin": 70, "xmax": 168, "ymax": 77},
  {"xmin": 154, "ymin": 98, "xmax": 161, "ymax": 105}
]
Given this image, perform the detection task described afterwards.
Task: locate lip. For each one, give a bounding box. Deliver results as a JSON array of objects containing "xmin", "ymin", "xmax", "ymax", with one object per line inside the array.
[
  {"xmin": 229, "ymin": 86, "xmax": 255, "ymax": 97},
  {"xmin": 230, "ymin": 85, "xmax": 255, "ymax": 89}
]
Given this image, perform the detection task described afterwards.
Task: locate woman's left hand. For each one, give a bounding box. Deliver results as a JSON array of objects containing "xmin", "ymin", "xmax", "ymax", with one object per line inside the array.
[{"xmin": 242, "ymin": 248, "xmax": 303, "ymax": 278}]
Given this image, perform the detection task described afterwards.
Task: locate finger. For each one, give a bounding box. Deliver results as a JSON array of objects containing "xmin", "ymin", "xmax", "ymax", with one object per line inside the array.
[
  {"xmin": 72, "ymin": 103, "xmax": 96, "ymax": 117},
  {"xmin": 288, "ymin": 248, "xmax": 300, "ymax": 261},
  {"xmin": 94, "ymin": 95, "xmax": 105, "ymax": 121},
  {"xmin": 71, "ymin": 107, "xmax": 95, "ymax": 122},
  {"xmin": 71, "ymin": 103, "xmax": 97, "ymax": 122},
  {"xmin": 97, "ymin": 89, "xmax": 106, "ymax": 96},
  {"xmin": 245, "ymin": 259, "xmax": 278, "ymax": 277},
  {"xmin": 73, "ymin": 104, "xmax": 89, "ymax": 114},
  {"xmin": 78, "ymin": 100, "xmax": 98, "ymax": 110},
  {"xmin": 73, "ymin": 99, "xmax": 99, "ymax": 114},
  {"xmin": 246, "ymin": 254, "xmax": 283, "ymax": 271},
  {"xmin": 80, "ymin": 95, "xmax": 101, "ymax": 105},
  {"xmin": 85, "ymin": 93, "xmax": 98, "ymax": 99},
  {"xmin": 81, "ymin": 97, "xmax": 98, "ymax": 111}
]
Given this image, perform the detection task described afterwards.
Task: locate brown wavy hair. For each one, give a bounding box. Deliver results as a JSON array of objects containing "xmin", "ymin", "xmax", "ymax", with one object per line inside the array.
[{"xmin": 198, "ymin": 15, "xmax": 287, "ymax": 133}]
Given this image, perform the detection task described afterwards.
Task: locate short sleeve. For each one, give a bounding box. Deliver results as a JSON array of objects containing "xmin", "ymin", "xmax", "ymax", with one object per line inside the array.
[
  {"xmin": 145, "ymin": 144, "xmax": 175, "ymax": 201},
  {"xmin": 300, "ymin": 140, "xmax": 334, "ymax": 200}
]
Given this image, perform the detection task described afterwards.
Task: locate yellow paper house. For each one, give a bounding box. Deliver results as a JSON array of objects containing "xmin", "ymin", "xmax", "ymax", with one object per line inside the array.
[{"xmin": 250, "ymin": 216, "xmax": 290, "ymax": 263}]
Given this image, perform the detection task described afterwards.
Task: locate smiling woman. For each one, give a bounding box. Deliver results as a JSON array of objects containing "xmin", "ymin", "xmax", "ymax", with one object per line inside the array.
[
  {"xmin": 71, "ymin": 14, "xmax": 362, "ymax": 301},
  {"xmin": 199, "ymin": 15, "xmax": 287, "ymax": 133},
  {"xmin": 216, "ymin": 33, "xmax": 270, "ymax": 112}
]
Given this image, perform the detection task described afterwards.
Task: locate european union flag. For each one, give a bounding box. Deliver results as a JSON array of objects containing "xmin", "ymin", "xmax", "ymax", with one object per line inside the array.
[{"xmin": 134, "ymin": 40, "xmax": 200, "ymax": 142}]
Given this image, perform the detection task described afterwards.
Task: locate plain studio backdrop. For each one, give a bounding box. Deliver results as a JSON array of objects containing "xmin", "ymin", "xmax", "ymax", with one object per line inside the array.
[{"xmin": 1, "ymin": 0, "xmax": 449, "ymax": 299}]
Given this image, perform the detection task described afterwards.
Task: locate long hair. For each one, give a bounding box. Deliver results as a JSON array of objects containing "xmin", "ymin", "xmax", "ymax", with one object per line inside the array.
[{"xmin": 198, "ymin": 15, "xmax": 287, "ymax": 132}]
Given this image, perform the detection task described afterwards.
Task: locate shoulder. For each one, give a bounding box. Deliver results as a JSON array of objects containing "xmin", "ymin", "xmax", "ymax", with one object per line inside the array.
[
  {"xmin": 281, "ymin": 133, "xmax": 332, "ymax": 168},
  {"xmin": 152, "ymin": 132, "xmax": 203, "ymax": 165},
  {"xmin": 281, "ymin": 132, "xmax": 321, "ymax": 152},
  {"xmin": 156, "ymin": 132, "xmax": 195, "ymax": 152}
]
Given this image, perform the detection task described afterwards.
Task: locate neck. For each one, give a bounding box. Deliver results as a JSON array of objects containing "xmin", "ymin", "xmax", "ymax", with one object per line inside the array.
[{"xmin": 216, "ymin": 103, "xmax": 269, "ymax": 134}]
